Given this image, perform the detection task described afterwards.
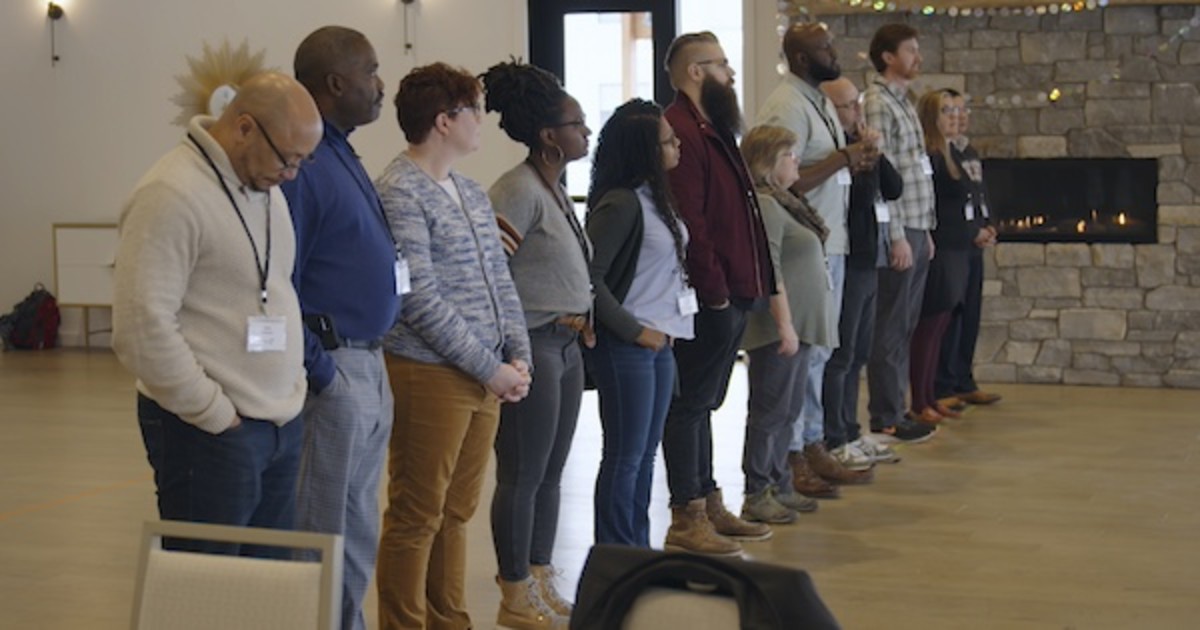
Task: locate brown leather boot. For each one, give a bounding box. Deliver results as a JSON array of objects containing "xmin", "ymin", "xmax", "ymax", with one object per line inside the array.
[
  {"xmin": 705, "ymin": 488, "xmax": 772, "ymax": 541},
  {"xmin": 804, "ymin": 442, "xmax": 873, "ymax": 485},
  {"xmin": 664, "ymin": 498, "xmax": 742, "ymax": 555},
  {"xmin": 788, "ymin": 451, "xmax": 840, "ymax": 498}
]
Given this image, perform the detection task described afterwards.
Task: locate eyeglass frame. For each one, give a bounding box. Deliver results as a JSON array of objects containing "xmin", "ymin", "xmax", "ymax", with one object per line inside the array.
[
  {"xmin": 445, "ymin": 102, "xmax": 482, "ymax": 118},
  {"xmin": 247, "ymin": 114, "xmax": 313, "ymax": 172}
]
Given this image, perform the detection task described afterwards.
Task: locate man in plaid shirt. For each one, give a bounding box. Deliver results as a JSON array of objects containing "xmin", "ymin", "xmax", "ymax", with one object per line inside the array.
[{"xmin": 863, "ymin": 23, "xmax": 938, "ymax": 444}]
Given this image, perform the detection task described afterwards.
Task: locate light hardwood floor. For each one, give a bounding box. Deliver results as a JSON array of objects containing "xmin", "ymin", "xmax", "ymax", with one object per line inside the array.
[{"xmin": 2, "ymin": 349, "xmax": 1199, "ymax": 629}]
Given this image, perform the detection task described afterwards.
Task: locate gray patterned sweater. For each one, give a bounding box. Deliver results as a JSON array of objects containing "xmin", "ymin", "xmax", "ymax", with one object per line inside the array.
[{"xmin": 376, "ymin": 153, "xmax": 531, "ymax": 383}]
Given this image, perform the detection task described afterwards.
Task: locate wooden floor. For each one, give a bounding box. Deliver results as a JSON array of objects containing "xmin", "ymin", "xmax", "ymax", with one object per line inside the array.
[{"xmin": 2, "ymin": 350, "xmax": 1199, "ymax": 629}]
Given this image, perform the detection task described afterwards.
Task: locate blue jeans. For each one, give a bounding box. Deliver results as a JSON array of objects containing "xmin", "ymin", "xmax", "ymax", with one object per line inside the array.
[
  {"xmin": 791, "ymin": 254, "xmax": 845, "ymax": 449},
  {"xmin": 587, "ymin": 330, "xmax": 675, "ymax": 547},
  {"xmin": 137, "ymin": 394, "xmax": 302, "ymax": 558}
]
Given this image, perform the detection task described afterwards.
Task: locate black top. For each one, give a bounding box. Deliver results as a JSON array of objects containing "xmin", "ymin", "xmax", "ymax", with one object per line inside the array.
[
  {"xmin": 847, "ymin": 146, "xmax": 903, "ymax": 270},
  {"xmin": 585, "ymin": 188, "xmax": 647, "ymax": 343},
  {"xmin": 930, "ymin": 151, "xmax": 974, "ymax": 251}
]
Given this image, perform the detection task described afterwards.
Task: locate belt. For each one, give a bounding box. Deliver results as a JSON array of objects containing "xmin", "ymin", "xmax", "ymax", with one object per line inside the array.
[
  {"xmin": 337, "ymin": 337, "xmax": 382, "ymax": 350},
  {"xmin": 554, "ymin": 314, "xmax": 589, "ymax": 333}
]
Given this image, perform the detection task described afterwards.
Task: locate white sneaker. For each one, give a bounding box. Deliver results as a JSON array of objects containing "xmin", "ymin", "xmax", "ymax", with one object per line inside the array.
[
  {"xmin": 831, "ymin": 443, "xmax": 874, "ymax": 471},
  {"xmin": 852, "ymin": 435, "xmax": 902, "ymax": 464}
]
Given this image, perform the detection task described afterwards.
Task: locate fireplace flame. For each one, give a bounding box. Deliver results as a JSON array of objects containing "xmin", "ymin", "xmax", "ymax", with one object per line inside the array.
[
  {"xmin": 1118, "ymin": 212, "xmax": 1127, "ymax": 226},
  {"xmin": 1076, "ymin": 220, "xmax": 1086, "ymax": 233}
]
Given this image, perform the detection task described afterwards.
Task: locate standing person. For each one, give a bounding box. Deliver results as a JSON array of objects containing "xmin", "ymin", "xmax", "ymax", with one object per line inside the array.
[
  {"xmin": 756, "ymin": 23, "xmax": 877, "ymax": 485},
  {"xmin": 863, "ymin": 23, "xmax": 939, "ymax": 444},
  {"xmin": 738, "ymin": 124, "xmax": 832, "ymax": 522},
  {"xmin": 282, "ymin": 27, "xmax": 399, "ymax": 630},
  {"xmin": 585, "ymin": 98, "xmax": 693, "ymax": 548},
  {"xmin": 936, "ymin": 89, "xmax": 1002, "ymax": 409},
  {"xmin": 113, "ymin": 72, "xmax": 323, "ymax": 556},
  {"xmin": 909, "ymin": 90, "xmax": 973, "ymax": 424},
  {"xmin": 481, "ymin": 59, "xmax": 592, "ymax": 630},
  {"xmin": 819, "ymin": 77, "xmax": 904, "ymax": 468},
  {"xmin": 660, "ymin": 31, "xmax": 776, "ymax": 555},
  {"xmin": 375, "ymin": 63, "xmax": 532, "ymax": 630}
]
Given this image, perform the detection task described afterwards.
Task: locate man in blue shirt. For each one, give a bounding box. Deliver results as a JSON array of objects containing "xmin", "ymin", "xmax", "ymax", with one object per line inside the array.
[{"xmin": 282, "ymin": 26, "xmax": 402, "ymax": 630}]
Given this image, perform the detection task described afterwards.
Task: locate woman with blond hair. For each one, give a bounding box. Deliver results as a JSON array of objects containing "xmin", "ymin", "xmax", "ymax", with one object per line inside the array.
[
  {"xmin": 909, "ymin": 89, "xmax": 973, "ymax": 425},
  {"xmin": 737, "ymin": 124, "xmax": 838, "ymax": 523}
]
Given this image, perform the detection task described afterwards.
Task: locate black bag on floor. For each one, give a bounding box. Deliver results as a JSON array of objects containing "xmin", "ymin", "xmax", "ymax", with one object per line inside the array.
[
  {"xmin": 1, "ymin": 283, "xmax": 61, "ymax": 351},
  {"xmin": 571, "ymin": 545, "xmax": 840, "ymax": 630}
]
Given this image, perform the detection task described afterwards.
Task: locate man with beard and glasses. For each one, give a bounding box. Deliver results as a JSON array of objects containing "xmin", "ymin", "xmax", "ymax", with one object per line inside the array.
[
  {"xmin": 863, "ymin": 23, "xmax": 938, "ymax": 444},
  {"xmin": 659, "ymin": 31, "xmax": 776, "ymax": 556},
  {"xmin": 281, "ymin": 27, "xmax": 402, "ymax": 630},
  {"xmin": 757, "ymin": 22, "xmax": 879, "ymax": 494}
]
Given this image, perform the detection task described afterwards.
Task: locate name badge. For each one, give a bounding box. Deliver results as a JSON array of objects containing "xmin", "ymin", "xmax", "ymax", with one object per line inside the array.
[
  {"xmin": 965, "ymin": 202, "xmax": 976, "ymax": 221},
  {"xmin": 874, "ymin": 201, "xmax": 891, "ymax": 223},
  {"xmin": 835, "ymin": 168, "xmax": 852, "ymax": 186},
  {"xmin": 677, "ymin": 287, "xmax": 699, "ymax": 316},
  {"xmin": 980, "ymin": 202, "xmax": 991, "ymax": 218},
  {"xmin": 247, "ymin": 316, "xmax": 287, "ymax": 353},
  {"xmin": 395, "ymin": 257, "xmax": 412, "ymax": 295},
  {"xmin": 920, "ymin": 155, "xmax": 934, "ymax": 176}
]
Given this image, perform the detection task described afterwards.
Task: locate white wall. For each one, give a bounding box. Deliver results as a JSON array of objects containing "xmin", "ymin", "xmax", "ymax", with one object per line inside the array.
[
  {"xmin": 1, "ymin": 0, "xmax": 772, "ymax": 346},
  {"xmin": 0, "ymin": 0, "xmax": 528, "ymax": 344}
]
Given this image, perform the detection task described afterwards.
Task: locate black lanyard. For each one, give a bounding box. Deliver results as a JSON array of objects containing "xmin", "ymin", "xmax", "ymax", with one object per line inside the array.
[
  {"xmin": 527, "ymin": 160, "xmax": 592, "ymax": 263},
  {"xmin": 801, "ymin": 91, "xmax": 843, "ymax": 149},
  {"xmin": 330, "ymin": 136, "xmax": 397, "ymax": 248},
  {"xmin": 880, "ymin": 83, "xmax": 922, "ymax": 138},
  {"xmin": 188, "ymin": 134, "xmax": 272, "ymax": 307}
]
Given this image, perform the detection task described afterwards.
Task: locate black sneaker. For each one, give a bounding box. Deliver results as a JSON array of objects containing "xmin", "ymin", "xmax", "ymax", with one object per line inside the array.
[{"xmin": 871, "ymin": 419, "xmax": 937, "ymax": 444}]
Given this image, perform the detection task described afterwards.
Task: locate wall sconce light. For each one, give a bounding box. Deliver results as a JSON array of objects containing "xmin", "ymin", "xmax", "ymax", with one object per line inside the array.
[
  {"xmin": 401, "ymin": 0, "xmax": 416, "ymax": 54},
  {"xmin": 48, "ymin": 2, "xmax": 65, "ymax": 67}
]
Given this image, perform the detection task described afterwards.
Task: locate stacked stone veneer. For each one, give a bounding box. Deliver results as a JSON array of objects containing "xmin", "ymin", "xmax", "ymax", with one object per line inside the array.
[{"xmin": 815, "ymin": 5, "xmax": 1200, "ymax": 387}]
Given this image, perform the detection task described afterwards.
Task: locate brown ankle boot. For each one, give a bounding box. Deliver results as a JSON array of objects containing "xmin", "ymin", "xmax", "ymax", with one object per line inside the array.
[
  {"xmin": 705, "ymin": 488, "xmax": 772, "ymax": 541},
  {"xmin": 664, "ymin": 498, "xmax": 742, "ymax": 555},
  {"xmin": 787, "ymin": 451, "xmax": 840, "ymax": 498},
  {"xmin": 496, "ymin": 575, "xmax": 568, "ymax": 630},
  {"xmin": 529, "ymin": 564, "xmax": 572, "ymax": 617},
  {"xmin": 804, "ymin": 442, "xmax": 873, "ymax": 485}
]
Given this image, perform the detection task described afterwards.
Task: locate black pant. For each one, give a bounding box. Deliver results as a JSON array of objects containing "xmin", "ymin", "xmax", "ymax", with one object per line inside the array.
[
  {"xmin": 936, "ymin": 250, "xmax": 984, "ymax": 397},
  {"xmin": 823, "ymin": 266, "xmax": 878, "ymax": 448},
  {"xmin": 661, "ymin": 304, "xmax": 747, "ymax": 506}
]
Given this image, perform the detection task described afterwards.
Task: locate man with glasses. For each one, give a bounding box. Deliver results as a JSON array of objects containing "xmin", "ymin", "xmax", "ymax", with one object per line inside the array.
[
  {"xmin": 659, "ymin": 31, "xmax": 776, "ymax": 555},
  {"xmin": 280, "ymin": 27, "xmax": 400, "ymax": 630},
  {"xmin": 757, "ymin": 23, "xmax": 879, "ymax": 493},
  {"xmin": 113, "ymin": 72, "xmax": 322, "ymax": 556}
]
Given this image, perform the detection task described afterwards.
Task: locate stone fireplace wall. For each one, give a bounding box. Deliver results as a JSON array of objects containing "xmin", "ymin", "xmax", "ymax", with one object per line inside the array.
[{"xmin": 818, "ymin": 5, "xmax": 1200, "ymax": 388}]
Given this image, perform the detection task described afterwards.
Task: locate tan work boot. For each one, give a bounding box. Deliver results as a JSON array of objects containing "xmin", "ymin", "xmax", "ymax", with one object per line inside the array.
[
  {"xmin": 804, "ymin": 442, "xmax": 873, "ymax": 485},
  {"xmin": 788, "ymin": 451, "xmax": 841, "ymax": 498},
  {"xmin": 664, "ymin": 498, "xmax": 743, "ymax": 555},
  {"xmin": 530, "ymin": 564, "xmax": 572, "ymax": 617},
  {"xmin": 496, "ymin": 575, "xmax": 568, "ymax": 630},
  {"xmin": 705, "ymin": 488, "xmax": 772, "ymax": 541}
]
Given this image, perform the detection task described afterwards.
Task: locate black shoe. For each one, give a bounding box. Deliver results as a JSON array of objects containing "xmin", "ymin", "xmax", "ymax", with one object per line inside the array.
[{"xmin": 871, "ymin": 419, "xmax": 937, "ymax": 444}]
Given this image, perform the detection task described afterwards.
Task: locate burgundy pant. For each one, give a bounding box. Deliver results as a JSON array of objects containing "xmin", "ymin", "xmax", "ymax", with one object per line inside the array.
[{"xmin": 909, "ymin": 312, "xmax": 952, "ymax": 413}]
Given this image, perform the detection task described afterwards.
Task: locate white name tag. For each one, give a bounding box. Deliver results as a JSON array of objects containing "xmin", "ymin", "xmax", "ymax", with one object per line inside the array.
[
  {"xmin": 677, "ymin": 287, "xmax": 699, "ymax": 316},
  {"xmin": 920, "ymin": 155, "xmax": 934, "ymax": 176},
  {"xmin": 874, "ymin": 201, "xmax": 891, "ymax": 223},
  {"xmin": 835, "ymin": 168, "xmax": 852, "ymax": 186},
  {"xmin": 965, "ymin": 202, "xmax": 976, "ymax": 221},
  {"xmin": 394, "ymin": 257, "xmax": 411, "ymax": 295},
  {"xmin": 246, "ymin": 316, "xmax": 287, "ymax": 353},
  {"xmin": 980, "ymin": 202, "xmax": 990, "ymax": 218}
]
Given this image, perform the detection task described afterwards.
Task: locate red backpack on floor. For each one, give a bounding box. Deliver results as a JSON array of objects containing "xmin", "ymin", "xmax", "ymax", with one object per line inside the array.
[{"xmin": 1, "ymin": 283, "xmax": 61, "ymax": 350}]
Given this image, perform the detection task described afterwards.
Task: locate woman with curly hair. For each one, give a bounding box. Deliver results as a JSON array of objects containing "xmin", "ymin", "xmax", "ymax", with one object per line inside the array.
[
  {"xmin": 480, "ymin": 59, "xmax": 592, "ymax": 630},
  {"xmin": 585, "ymin": 98, "xmax": 694, "ymax": 549}
]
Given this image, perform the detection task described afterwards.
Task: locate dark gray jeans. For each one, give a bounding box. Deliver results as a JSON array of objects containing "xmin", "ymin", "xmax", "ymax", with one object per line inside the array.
[
  {"xmin": 490, "ymin": 324, "xmax": 583, "ymax": 581},
  {"xmin": 823, "ymin": 266, "xmax": 878, "ymax": 448},
  {"xmin": 744, "ymin": 341, "xmax": 812, "ymax": 495},
  {"xmin": 867, "ymin": 228, "xmax": 930, "ymax": 430}
]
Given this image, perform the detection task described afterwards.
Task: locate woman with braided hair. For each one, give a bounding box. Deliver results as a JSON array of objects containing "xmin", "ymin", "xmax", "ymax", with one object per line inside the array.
[
  {"xmin": 585, "ymin": 98, "xmax": 694, "ymax": 548},
  {"xmin": 481, "ymin": 59, "xmax": 592, "ymax": 630}
]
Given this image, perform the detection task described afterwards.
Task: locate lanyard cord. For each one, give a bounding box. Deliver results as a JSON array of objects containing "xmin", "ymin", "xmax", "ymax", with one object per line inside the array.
[
  {"xmin": 188, "ymin": 134, "xmax": 272, "ymax": 307},
  {"xmin": 526, "ymin": 159, "xmax": 592, "ymax": 263}
]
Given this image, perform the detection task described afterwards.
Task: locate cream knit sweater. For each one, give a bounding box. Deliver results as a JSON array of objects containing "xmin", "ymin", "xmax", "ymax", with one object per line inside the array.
[{"xmin": 113, "ymin": 117, "xmax": 306, "ymax": 433}]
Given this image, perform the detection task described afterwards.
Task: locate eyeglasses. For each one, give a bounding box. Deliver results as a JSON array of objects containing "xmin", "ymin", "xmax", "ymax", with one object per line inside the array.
[
  {"xmin": 248, "ymin": 114, "xmax": 313, "ymax": 172},
  {"xmin": 833, "ymin": 101, "xmax": 859, "ymax": 111},
  {"xmin": 941, "ymin": 105, "xmax": 971, "ymax": 114},
  {"xmin": 549, "ymin": 119, "xmax": 587, "ymax": 129},
  {"xmin": 446, "ymin": 102, "xmax": 482, "ymax": 117}
]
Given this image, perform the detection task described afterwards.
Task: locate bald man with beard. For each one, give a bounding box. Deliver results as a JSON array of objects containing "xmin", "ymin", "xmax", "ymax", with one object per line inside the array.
[
  {"xmin": 114, "ymin": 72, "xmax": 322, "ymax": 556},
  {"xmin": 659, "ymin": 31, "xmax": 776, "ymax": 556},
  {"xmin": 756, "ymin": 23, "xmax": 878, "ymax": 493}
]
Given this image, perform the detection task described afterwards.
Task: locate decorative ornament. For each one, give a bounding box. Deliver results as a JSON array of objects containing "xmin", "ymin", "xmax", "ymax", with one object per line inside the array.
[{"xmin": 169, "ymin": 39, "xmax": 272, "ymax": 126}]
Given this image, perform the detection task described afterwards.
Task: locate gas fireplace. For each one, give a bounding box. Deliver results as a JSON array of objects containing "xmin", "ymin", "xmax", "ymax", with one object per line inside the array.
[{"xmin": 982, "ymin": 158, "xmax": 1158, "ymax": 244}]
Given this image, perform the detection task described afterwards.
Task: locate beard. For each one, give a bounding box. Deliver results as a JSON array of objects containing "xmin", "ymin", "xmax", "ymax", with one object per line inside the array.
[
  {"xmin": 811, "ymin": 59, "xmax": 841, "ymax": 83},
  {"xmin": 700, "ymin": 75, "xmax": 744, "ymax": 139}
]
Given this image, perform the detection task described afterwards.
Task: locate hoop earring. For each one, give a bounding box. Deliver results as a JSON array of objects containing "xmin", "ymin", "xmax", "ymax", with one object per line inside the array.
[{"xmin": 540, "ymin": 145, "xmax": 565, "ymax": 166}]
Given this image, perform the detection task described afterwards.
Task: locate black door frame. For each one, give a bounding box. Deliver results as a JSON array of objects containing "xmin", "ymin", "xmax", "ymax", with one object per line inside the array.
[{"xmin": 528, "ymin": 0, "xmax": 678, "ymax": 107}]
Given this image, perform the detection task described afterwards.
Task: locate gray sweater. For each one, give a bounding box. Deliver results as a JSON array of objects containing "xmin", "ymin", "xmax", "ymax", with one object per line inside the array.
[
  {"xmin": 376, "ymin": 154, "xmax": 531, "ymax": 384},
  {"xmin": 488, "ymin": 162, "xmax": 592, "ymax": 328}
]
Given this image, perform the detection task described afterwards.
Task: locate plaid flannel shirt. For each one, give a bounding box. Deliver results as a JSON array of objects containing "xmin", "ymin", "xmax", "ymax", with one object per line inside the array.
[{"xmin": 864, "ymin": 77, "xmax": 935, "ymax": 241}]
